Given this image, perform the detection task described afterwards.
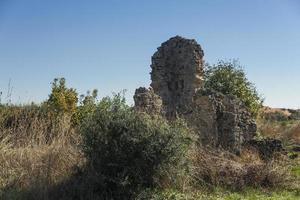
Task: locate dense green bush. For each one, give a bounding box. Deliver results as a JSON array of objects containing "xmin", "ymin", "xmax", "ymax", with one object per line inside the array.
[
  {"xmin": 204, "ymin": 60, "xmax": 263, "ymax": 117},
  {"xmin": 80, "ymin": 94, "xmax": 191, "ymax": 199}
]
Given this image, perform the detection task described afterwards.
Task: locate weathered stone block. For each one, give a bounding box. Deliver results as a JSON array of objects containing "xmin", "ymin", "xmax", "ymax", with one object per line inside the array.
[{"xmin": 133, "ymin": 87, "xmax": 162, "ymax": 115}]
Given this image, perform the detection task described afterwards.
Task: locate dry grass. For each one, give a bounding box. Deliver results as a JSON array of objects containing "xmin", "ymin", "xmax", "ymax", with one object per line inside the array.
[
  {"xmin": 0, "ymin": 105, "xmax": 298, "ymax": 199},
  {"xmin": 0, "ymin": 107, "xmax": 84, "ymax": 199},
  {"xmin": 189, "ymin": 146, "xmax": 295, "ymax": 191},
  {"xmin": 258, "ymin": 120, "xmax": 300, "ymax": 144}
]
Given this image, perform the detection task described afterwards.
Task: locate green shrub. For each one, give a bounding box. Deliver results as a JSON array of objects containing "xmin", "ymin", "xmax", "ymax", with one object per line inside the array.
[
  {"xmin": 45, "ymin": 78, "xmax": 78, "ymax": 115},
  {"xmin": 77, "ymin": 89, "xmax": 98, "ymax": 124},
  {"xmin": 204, "ymin": 60, "xmax": 263, "ymax": 117},
  {"xmin": 80, "ymin": 94, "xmax": 191, "ymax": 199}
]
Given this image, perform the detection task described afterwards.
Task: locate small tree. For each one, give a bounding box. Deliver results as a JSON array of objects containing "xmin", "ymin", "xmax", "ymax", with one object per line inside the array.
[
  {"xmin": 46, "ymin": 78, "xmax": 78, "ymax": 115},
  {"xmin": 204, "ymin": 60, "xmax": 263, "ymax": 117}
]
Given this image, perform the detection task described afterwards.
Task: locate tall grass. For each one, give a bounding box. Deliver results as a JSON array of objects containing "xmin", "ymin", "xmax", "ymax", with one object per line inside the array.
[
  {"xmin": 0, "ymin": 103, "xmax": 299, "ymax": 199},
  {"xmin": 0, "ymin": 106, "xmax": 83, "ymax": 199},
  {"xmin": 258, "ymin": 120, "xmax": 300, "ymax": 144},
  {"xmin": 189, "ymin": 146, "xmax": 294, "ymax": 191}
]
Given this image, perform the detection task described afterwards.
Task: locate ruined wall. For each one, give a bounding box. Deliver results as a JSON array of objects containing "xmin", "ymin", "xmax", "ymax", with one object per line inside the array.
[
  {"xmin": 134, "ymin": 36, "xmax": 257, "ymax": 153},
  {"xmin": 133, "ymin": 87, "xmax": 162, "ymax": 115},
  {"xmin": 189, "ymin": 90, "xmax": 257, "ymax": 153},
  {"xmin": 150, "ymin": 36, "xmax": 204, "ymax": 118}
]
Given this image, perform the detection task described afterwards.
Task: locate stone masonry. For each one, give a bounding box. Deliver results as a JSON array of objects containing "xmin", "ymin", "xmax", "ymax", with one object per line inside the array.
[
  {"xmin": 188, "ymin": 89, "xmax": 257, "ymax": 153},
  {"xmin": 150, "ymin": 36, "xmax": 204, "ymax": 118},
  {"xmin": 134, "ymin": 36, "xmax": 257, "ymax": 153},
  {"xmin": 133, "ymin": 87, "xmax": 162, "ymax": 115}
]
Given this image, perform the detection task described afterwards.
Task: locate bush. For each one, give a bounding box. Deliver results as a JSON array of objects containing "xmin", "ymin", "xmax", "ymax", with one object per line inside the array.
[
  {"xmin": 77, "ymin": 89, "xmax": 98, "ymax": 124},
  {"xmin": 46, "ymin": 78, "xmax": 78, "ymax": 115},
  {"xmin": 80, "ymin": 94, "xmax": 191, "ymax": 199},
  {"xmin": 204, "ymin": 60, "xmax": 263, "ymax": 117}
]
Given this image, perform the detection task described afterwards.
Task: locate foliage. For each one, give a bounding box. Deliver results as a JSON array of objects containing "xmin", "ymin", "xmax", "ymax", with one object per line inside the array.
[
  {"xmin": 77, "ymin": 89, "xmax": 98, "ymax": 124},
  {"xmin": 46, "ymin": 78, "xmax": 78, "ymax": 115},
  {"xmin": 80, "ymin": 94, "xmax": 192, "ymax": 198},
  {"xmin": 204, "ymin": 60, "xmax": 263, "ymax": 117}
]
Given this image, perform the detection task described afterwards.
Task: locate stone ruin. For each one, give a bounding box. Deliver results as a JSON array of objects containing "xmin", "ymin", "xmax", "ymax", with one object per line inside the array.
[
  {"xmin": 133, "ymin": 87, "xmax": 162, "ymax": 115},
  {"xmin": 134, "ymin": 36, "xmax": 257, "ymax": 153},
  {"xmin": 150, "ymin": 36, "xmax": 204, "ymax": 118},
  {"xmin": 189, "ymin": 89, "xmax": 257, "ymax": 153}
]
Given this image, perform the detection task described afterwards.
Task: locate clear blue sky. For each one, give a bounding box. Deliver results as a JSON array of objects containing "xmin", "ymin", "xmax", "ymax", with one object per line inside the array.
[{"xmin": 0, "ymin": 0, "xmax": 299, "ymax": 108}]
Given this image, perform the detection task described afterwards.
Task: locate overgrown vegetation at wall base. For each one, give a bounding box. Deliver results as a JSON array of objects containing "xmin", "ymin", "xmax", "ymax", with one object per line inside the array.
[{"xmin": 0, "ymin": 74, "xmax": 298, "ymax": 199}]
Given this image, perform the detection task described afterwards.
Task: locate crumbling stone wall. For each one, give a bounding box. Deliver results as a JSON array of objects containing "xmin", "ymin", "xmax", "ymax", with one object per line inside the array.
[
  {"xmin": 188, "ymin": 90, "xmax": 257, "ymax": 153},
  {"xmin": 134, "ymin": 36, "xmax": 257, "ymax": 153},
  {"xmin": 133, "ymin": 87, "xmax": 162, "ymax": 115},
  {"xmin": 150, "ymin": 36, "xmax": 204, "ymax": 118}
]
